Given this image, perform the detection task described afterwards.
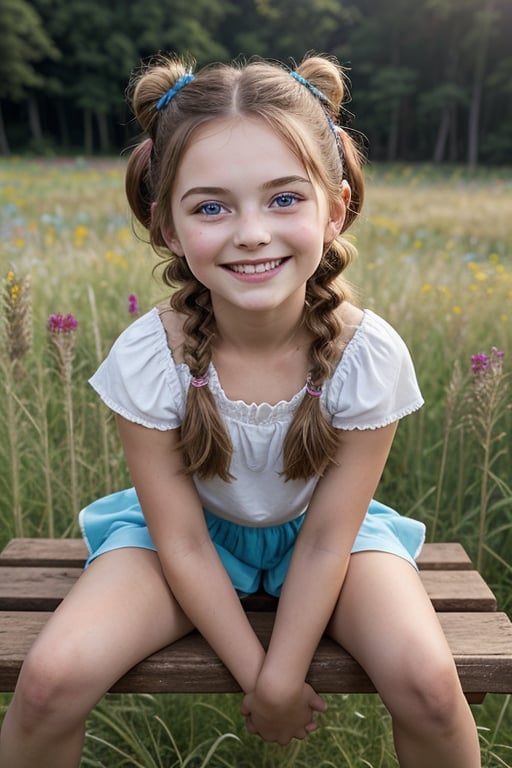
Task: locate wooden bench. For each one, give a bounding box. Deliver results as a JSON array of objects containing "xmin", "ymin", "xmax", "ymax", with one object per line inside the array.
[{"xmin": 1, "ymin": 538, "xmax": 512, "ymax": 704}]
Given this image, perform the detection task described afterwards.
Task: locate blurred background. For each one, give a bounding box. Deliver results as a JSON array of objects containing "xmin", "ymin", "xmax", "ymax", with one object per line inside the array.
[{"xmin": 1, "ymin": 0, "xmax": 511, "ymax": 166}]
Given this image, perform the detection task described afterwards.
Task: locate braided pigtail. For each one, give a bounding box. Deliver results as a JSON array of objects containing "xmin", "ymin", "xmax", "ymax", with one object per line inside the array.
[
  {"xmin": 282, "ymin": 246, "xmax": 347, "ymax": 480},
  {"xmin": 169, "ymin": 270, "xmax": 233, "ymax": 481},
  {"xmin": 281, "ymin": 56, "xmax": 364, "ymax": 480}
]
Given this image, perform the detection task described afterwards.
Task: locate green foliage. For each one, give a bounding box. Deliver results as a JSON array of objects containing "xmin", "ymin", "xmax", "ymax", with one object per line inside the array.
[
  {"xmin": 1, "ymin": 0, "xmax": 512, "ymax": 160},
  {"xmin": 0, "ymin": 0, "xmax": 58, "ymax": 100}
]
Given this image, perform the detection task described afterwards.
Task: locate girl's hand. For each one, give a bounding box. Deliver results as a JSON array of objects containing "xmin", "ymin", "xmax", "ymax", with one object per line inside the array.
[{"xmin": 240, "ymin": 683, "xmax": 327, "ymax": 745}]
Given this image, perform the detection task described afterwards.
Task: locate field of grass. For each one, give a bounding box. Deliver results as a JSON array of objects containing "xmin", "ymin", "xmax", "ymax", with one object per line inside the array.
[{"xmin": 1, "ymin": 158, "xmax": 511, "ymax": 766}]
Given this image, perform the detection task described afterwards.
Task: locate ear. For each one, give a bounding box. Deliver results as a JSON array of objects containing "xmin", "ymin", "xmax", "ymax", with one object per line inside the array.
[
  {"xmin": 150, "ymin": 201, "xmax": 185, "ymax": 256},
  {"xmin": 324, "ymin": 181, "xmax": 351, "ymax": 242}
]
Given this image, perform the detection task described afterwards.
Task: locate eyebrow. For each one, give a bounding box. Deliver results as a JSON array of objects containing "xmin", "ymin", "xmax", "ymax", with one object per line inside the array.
[{"xmin": 180, "ymin": 176, "xmax": 311, "ymax": 202}]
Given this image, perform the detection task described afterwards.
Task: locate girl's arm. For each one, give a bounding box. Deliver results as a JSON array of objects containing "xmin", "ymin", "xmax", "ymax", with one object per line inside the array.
[
  {"xmin": 115, "ymin": 414, "xmax": 266, "ymax": 693},
  {"xmin": 242, "ymin": 422, "xmax": 398, "ymax": 741}
]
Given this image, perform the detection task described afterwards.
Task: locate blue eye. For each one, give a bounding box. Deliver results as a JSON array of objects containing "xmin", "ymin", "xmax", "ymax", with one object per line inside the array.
[
  {"xmin": 272, "ymin": 193, "xmax": 299, "ymax": 208},
  {"xmin": 198, "ymin": 202, "xmax": 224, "ymax": 215}
]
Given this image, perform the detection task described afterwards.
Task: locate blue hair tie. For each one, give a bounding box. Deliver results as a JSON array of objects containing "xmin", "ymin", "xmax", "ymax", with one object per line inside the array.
[
  {"xmin": 156, "ymin": 73, "xmax": 195, "ymax": 111},
  {"xmin": 290, "ymin": 71, "xmax": 344, "ymax": 158},
  {"xmin": 289, "ymin": 71, "xmax": 329, "ymax": 105}
]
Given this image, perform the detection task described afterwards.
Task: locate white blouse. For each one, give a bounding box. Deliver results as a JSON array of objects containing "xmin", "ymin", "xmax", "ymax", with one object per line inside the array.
[{"xmin": 90, "ymin": 308, "xmax": 423, "ymax": 526}]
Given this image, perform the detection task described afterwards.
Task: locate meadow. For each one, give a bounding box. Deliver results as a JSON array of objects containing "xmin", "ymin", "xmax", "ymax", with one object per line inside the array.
[{"xmin": 1, "ymin": 158, "xmax": 511, "ymax": 766}]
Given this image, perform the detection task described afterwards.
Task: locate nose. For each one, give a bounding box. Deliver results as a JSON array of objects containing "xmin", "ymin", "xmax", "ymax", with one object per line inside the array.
[{"xmin": 233, "ymin": 211, "xmax": 271, "ymax": 249}]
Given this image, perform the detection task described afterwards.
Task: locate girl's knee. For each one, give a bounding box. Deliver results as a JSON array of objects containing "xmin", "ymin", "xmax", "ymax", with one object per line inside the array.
[
  {"xmin": 385, "ymin": 651, "xmax": 464, "ymax": 732},
  {"xmin": 12, "ymin": 643, "xmax": 93, "ymax": 733}
]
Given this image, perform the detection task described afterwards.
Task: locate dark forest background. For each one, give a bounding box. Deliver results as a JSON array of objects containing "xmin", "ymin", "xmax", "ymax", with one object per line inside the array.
[{"xmin": 1, "ymin": 0, "xmax": 511, "ymax": 165}]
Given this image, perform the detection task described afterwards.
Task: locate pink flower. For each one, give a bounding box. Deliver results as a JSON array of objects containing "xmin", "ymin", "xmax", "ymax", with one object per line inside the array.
[
  {"xmin": 128, "ymin": 293, "xmax": 139, "ymax": 316},
  {"xmin": 471, "ymin": 347, "xmax": 504, "ymax": 376},
  {"xmin": 47, "ymin": 313, "xmax": 79, "ymax": 333}
]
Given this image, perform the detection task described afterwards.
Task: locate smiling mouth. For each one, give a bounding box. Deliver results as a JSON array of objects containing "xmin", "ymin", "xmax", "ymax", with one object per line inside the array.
[{"xmin": 226, "ymin": 258, "xmax": 285, "ymax": 275}]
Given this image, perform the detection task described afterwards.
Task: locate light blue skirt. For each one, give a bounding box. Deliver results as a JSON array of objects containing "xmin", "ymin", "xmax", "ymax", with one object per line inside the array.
[{"xmin": 79, "ymin": 489, "xmax": 426, "ymax": 597}]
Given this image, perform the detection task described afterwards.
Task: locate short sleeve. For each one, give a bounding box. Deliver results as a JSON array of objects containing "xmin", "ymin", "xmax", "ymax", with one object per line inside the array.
[
  {"xmin": 326, "ymin": 311, "xmax": 424, "ymax": 430},
  {"xmin": 89, "ymin": 309, "xmax": 186, "ymax": 430}
]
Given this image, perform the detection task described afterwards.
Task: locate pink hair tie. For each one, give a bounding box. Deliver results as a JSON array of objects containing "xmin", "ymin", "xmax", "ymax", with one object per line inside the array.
[
  {"xmin": 306, "ymin": 375, "xmax": 323, "ymax": 398},
  {"xmin": 190, "ymin": 374, "xmax": 209, "ymax": 388}
]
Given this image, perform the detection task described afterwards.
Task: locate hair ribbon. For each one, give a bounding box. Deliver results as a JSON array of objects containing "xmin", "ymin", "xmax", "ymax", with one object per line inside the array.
[{"xmin": 156, "ymin": 73, "xmax": 195, "ymax": 111}]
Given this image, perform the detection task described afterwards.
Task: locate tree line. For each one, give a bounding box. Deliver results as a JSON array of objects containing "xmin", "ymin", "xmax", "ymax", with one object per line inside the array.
[{"xmin": 1, "ymin": 0, "xmax": 511, "ymax": 165}]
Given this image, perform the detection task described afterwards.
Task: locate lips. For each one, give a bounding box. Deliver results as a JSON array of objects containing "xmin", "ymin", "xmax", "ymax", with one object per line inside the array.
[{"xmin": 225, "ymin": 258, "xmax": 285, "ymax": 274}]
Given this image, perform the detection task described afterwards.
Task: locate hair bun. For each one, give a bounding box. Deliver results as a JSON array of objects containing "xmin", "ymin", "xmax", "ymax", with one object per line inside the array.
[
  {"xmin": 128, "ymin": 56, "xmax": 194, "ymax": 135},
  {"xmin": 296, "ymin": 55, "xmax": 346, "ymax": 117}
]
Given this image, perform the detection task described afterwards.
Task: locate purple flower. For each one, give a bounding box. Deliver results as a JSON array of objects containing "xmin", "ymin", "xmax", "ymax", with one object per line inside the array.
[
  {"xmin": 47, "ymin": 313, "xmax": 79, "ymax": 333},
  {"xmin": 128, "ymin": 293, "xmax": 140, "ymax": 316},
  {"xmin": 471, "ymin": 347, "xmax": 504, "ymax": 376},
  {"xmin": 471, "ymin": 353, "xmax": 489, "ymax": 375}
]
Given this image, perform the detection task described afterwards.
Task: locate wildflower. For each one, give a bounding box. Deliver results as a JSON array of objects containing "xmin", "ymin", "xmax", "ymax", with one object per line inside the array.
[
  {"xmin": 47, "ymin": 312, "xmax": 79, "ymax": 519},
  {"xmin": 465, "ymin": 346, "xmax": 508, "ymax": 570},
  {"xmin": 73, "ymin": 225, "xmax": 89, "ymax": 247},
  {"xmin": 47, "ymin": 313, "xmax": 79, "ymax": 333},
  {"xmin": 2, "ymin": 270, "xmax": 32, "ymax": 373},
  {"xmin": 47, "ymin": 312, "xmax": 78, "ymax": 384},
  {"xmin": 471, "ymin": 347, "xmax": 504, "ymax": 377},
  {"xmin": 128, "ymin": 293, "xmax": 140, "ymax": 316}
]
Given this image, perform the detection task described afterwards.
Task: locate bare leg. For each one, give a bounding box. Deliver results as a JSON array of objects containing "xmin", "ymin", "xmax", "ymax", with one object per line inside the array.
[
  {"xmin": 327, "ymin": 552, "xmax": 481, "ymax": 768},
  {"xmin": 0, "ymin": 548, "xmax": 193, "ymax": 768}
]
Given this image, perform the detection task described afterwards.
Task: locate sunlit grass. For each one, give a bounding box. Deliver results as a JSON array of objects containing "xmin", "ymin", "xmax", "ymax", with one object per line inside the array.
[{"xmin": 0, "ymin": 158, "xmax": 511, "ymax": 766}]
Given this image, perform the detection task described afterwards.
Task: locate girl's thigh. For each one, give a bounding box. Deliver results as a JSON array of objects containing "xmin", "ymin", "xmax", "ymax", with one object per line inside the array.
[
  {"xmin": 18, "ymin": 547, "xmax": 193, "ymax": 711},
  {"xmin": 327, "ymin": 552, "xmax": 459, "ymax": 712}
]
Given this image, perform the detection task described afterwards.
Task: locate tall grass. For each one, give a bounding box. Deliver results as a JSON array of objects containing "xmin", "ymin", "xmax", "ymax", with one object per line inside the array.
[{"xmin": 0, "ymin": 158, "xmax": 511, "ymax": 766}]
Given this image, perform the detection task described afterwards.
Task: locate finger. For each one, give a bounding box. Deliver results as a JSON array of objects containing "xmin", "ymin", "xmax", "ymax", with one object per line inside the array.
[
  {"xmin": 305, "ymin": 721, "xmax": 319, "ymax": 733},
  {"xmin": 310, "ymin": 693, "xmax": 328, "ymax": 712},
  {"xmin": 239, "ymin": 702, "xmax": 250, "ymax": 716},
  {"xmin": 245, "ymin": 717, "xmax": 259, "ymax": 735}
]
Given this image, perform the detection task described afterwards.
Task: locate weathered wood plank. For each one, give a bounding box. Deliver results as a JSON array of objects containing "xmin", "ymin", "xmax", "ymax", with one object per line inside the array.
[
  {"xmin": 0, "ymin": 539, "xmax": 474, "ymax": 570},
  {"xmin": 419, "ymin": 571, "xmax": 497, "ymax": 612},
  {"xmin": 1, "ymin": 611, "xmax": 511, "ymax": 695},
  {"xmin": 0, "ymin": 566, "xmax": 496, "ymax": 612},
  {"xmin": 417, "ymin": 542, "xmax": 473, "ymax": 570},
  {"xmin": 0, "ymin": 567, "xmax": 83, "ymax": 610},
  {"xmin": 0, "ymin": 539, "xmax": 87, "ymax": 568}
]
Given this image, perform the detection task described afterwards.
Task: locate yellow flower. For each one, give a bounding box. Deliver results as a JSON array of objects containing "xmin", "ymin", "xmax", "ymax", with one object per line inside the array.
[
  {"xmin": 116, "ymin": 227, "xmax": 132, "ymax": 245},
  {"xmin": 420, "ymin": 283, "xmax": 432, "ymax": 293},
  {"xmin": 7, "ymin": 271, "xmax": 15, "ymax": 283},
  {"xmin": 475, "ymin": 271, "xmax": 487, "ymax": 282},
  {"xmin": 74, "ymin": 225, "xmax": 89, "ymax": 247},
  {"xmin": 452, "ymin": 305, "xmax": 462, "ymax": 315},
  {"xmin": 104, "ymin": 250, "xmax": 128, "ymax": 269}
]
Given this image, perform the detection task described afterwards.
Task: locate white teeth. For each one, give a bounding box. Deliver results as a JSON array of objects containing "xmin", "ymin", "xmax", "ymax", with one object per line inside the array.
[{"xmin": 230, "ymin": 259, "xmax": 282, "ymax": 274}]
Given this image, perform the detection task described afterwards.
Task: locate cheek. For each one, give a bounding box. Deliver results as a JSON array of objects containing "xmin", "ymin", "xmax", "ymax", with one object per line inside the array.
[
  {"xmin": 181, "ymin": 228, "xmax": 220, "ymax": 267},
  {"xmin": 292, "ymin": 220, "xmax": 326, "ymax": 251}
]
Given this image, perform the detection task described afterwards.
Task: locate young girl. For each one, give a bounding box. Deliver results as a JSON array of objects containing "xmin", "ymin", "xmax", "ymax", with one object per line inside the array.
[{"xmin": 0, "ymin": 54, "xmax": 480, "ymax": 767}]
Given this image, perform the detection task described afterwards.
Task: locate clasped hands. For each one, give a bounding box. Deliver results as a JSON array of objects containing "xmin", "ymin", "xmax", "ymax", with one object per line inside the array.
[{"xmin": 240, "ymin": 681, "xmax": 327, "ymax": 746}]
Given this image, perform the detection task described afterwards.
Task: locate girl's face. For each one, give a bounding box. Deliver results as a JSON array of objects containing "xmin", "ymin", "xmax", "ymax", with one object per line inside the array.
[{"xmin": 165, "ymin": 116, "xmax": 347, "ymax": 317}]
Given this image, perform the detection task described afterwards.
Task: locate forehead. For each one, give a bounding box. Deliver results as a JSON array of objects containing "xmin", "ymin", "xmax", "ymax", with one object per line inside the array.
[{"xmin": 175, "ymin": 116, "xmax": 309, "ymax": 183}]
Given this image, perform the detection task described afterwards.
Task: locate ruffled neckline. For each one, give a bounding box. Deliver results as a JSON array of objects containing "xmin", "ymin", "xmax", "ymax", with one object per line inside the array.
[{"xmin": 148, "ymin": 307, "xmax": 369, "ymax": 426}]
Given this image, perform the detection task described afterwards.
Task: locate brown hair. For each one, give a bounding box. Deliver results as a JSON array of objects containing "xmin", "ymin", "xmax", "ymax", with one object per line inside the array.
[{"xmin": 125, "ymin": 53, "xmax": 365, "ymax": 481}]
